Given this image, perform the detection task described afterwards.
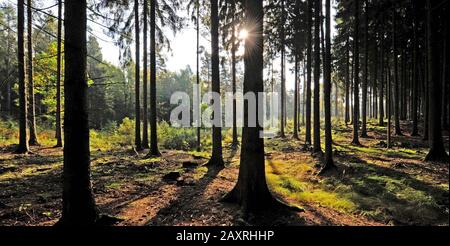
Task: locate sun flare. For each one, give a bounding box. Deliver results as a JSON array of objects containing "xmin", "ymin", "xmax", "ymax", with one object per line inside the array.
[{"xmin": 239, "ymin": 29, "xmax": 249, "ymax": 40}]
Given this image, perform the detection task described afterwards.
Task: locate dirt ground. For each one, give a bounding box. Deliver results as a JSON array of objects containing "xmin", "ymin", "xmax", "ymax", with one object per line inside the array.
[{"xmin": 0, "ymin": 121, "xmax": 448, "ymax": 226}]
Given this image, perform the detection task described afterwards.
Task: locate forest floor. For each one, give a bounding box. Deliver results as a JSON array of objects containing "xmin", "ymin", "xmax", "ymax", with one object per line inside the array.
[{"xmin": 0, "ymin": 120, "xmax": 448, "ymax": 226}]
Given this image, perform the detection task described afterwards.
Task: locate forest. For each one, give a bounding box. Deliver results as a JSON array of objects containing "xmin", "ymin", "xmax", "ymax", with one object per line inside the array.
[{"xmin": 0, "ymin": 0, "xmax": 448, "ymax": 228}]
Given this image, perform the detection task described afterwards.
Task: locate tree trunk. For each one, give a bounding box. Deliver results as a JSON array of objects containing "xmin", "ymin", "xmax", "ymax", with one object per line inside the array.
[
  {"xmin": 379, "ymin": 20, "xmax": 385, "ymax": 126},
  {"xmin": 361, "ymin": 0, "xmax": 368, "ymax": 138},
  {"xmin": 149, "ymin": 0, "xmax": 161, "ymax": 156},
  {"xmin": 16, "ymin": 0, "xmax": 29, "ymax": 154},
  {"xmin": 27, "ymin": 0, "xmax": 39, "ymax": 146},
  {"xmin": 321, "ymin": 0, "xmax": 335, "ymax": 172},
  {"xmin": 387, "ymin": 58, "xmax": 392, "ymax": 148},
  {"xmin": 142, "ymin": 0, "xmax": 149, "ymax": 149},
  {"xmin": 293, "ymin": 55, "xmax": 299, "ymax": 139},
  {"xmin": 55, "ymin": 0, "xmax": 63, "ymax": 147},
  {"xmin": 280, "ymin": 0, "xmax": 286, "ymax": 138},
  {"xmin": 345, "ymin": 37, "xmax": 350, "ymax": 124},
  {"xmin": 134, "ymin": 0, "xmax": 142, "ymax": 151},
  {"xmin": 352, "ymin": 0, "xmax": 361, "ymax": 145},
  {"xmin": 205, "ymin": 0, "xmax": 224, "ymax": 167},
  {"xmin": 305, "ymin": 0, "xmax": 312, "ymax": 145},
  {"xmin": 411, "ymin": 1, "xmax": 419, "ymax": 136},
  {"xmin": 425, "ymin": 0, "xmax": 449, "ymax": 162},
  {"xmin": 58, "ymin": 0, "xmax": 99, "ymax": 225},
  {"xmin": 231, "ymin": 1, "xmax": 239, "ymax": 148},
  {"xmin": 196, "ymin": 0, "xmax": 201, "ymax": 151},
  {"xmin": 313, "ymin": 0, "xmax": 322, "ymax": 153},
  {"xmin": 222, "ymin": 0, "xmax": 298, "ymax": 214},
  {"xmin": 392, "ymin": 8, "xmax": 403, "ymax": 136}
]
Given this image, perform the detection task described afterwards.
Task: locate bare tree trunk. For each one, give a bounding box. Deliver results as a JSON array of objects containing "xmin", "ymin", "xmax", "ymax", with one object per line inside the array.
[
  {"xmin": 16, "ymin": 0, "xmax": 29, "ymax": 154},
  {"xmin": 321, "ymin": 0, "xmax": 335, "ymax": 172},
  {"xmin": 294, "ymin": 55, "xmax": 299, "ymax": 139},
  {"xmin": 280, "ymin": 0, "xmax": 286, "ymax": 138},
  {"xmin": 58, "ymin": 0, "xmax": 99, "ymax": 225},
  {"xmin": 222, "ymin": 0, "xmax": 299, "ymax": 214},
  {"xmin": 345, "ymin": 37, "xmax": 350, "ymax": 124},
  {"xmin": 352, "ymin": 0, "xmax": 361, "ymax": 145},
  {"xmin": 392, "ymin": 8, "xmax": 403, "ymax": 136},
  {"xmin": 142, "ymin": 0, "xmax": 149, "ymax": 149},
  {"xmin": 27, "ymin": 0, "xmax": 39, "ymax": 146},
  {"xmin": 231, "ymin": 0, "xmax": 239, "ymax": 148},
  {"xmin": 134, "ymin": 0, "xmax": 142, "ymax": 151},
  {"xmin": 425, "ymin": 0, "xmax": 448, "ymax": 162},
  {"xmin": 313, "ymin": 0, "xmax": 322, "ymax": 153},
  {"xmin": 305, "ymin": 0, "xmax": 312, "ymax": 145},
  {"xmin": 196, "ymin": 0, "xmax": 201, "ymax": 151},
  {"xmin": 205, "ymin": 0, "xmax": 224, "ymax": 167},
  {"xmin": 149, "ymin": 0, "xmax": 160, "ymax": 156},
  {"xmin": 55, "ymin": 0, "xmax": 63, "ymax": 147},
  {"xmin": 361, "ymin": 0, "xmax": 368, "ymax": 137}
]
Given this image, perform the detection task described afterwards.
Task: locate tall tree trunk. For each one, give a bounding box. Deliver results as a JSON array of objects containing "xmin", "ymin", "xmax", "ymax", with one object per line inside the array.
[
  {"xmin": 149, "ymin": 0, "xmax": 160, "ymax": 156},
  {"xmin": 321, "ymin": 0, "xmax": 335, "ymax": 172},
  {"xmin": 205, "ymin": 0, "xmax": 224, "ymax": 167},
  {"xmin": 231, "ymin": 1, "xmax": 239, "ymax": 148},
  {"xmin": 27, "ymin": 0, "xmax": 39, "ymax": 146},
  {"xmin": 55, "ymin": 0, "xmax": 63, "ymax": 147},
  {"xmin": 313, "ymin": 0, "xmax": 322, "ymax": 153},
  {"xmin": 387, "ymin": 58, "xmax": 392, "ymax": 148},
  {"xmin": 334, "ymin": 80, "xmax": 339, "ymax": 119},
  {"xmin": 425, "ymin": 0, "xmax": 448, "ymax": 162},
  {"xmin": 222, "ymin": 0, "xmax": 298, "ymax": 214},
  {"xmin": 379, "ymin": 21, "xmax": 385, "ymax": 126},
  {"xmin": 392, "ymin": 8, "xmax": 403, "ymax": 136},
  {"xmin": 293, "ymin": 55, "xmax": 299, "ymax": 139},
  {"xmin": 361, "ymin": 0, "xmax": 368, "ymax": 137},
  {"xmin": 345, "ymin": 37, "xmax": 350, "ymax": 124},
  {"xmin": 305, "ymin": 0, "xmax": 312, "ymax": 145},
  {"xmin": 411, "ymin": 1, "xmax": 419, "ymax": 136},
  {"xmin": 352, "ymin": 0, "xmax": 361, "ymax": 145},
  {"xmin": 134, "ymin": 0, "xmax": 142, "ymax": 151},
  {"xmin": 16, "ymin": 0, "xmax": 29, "ymax": 154},
  {"xmin": 142, "ymin": 0, "xmax": 149, "ymax": 149},
  {"xmin": 58, "ymin": 0, "xmax": 99, "ymax": 225},
  {"xmin": 280, "ymin": 0, "xmax": 286, "ymax": 138},
  {"xmin": 196, "ymin": 0, "xmax": 201, "ymax": 151}
]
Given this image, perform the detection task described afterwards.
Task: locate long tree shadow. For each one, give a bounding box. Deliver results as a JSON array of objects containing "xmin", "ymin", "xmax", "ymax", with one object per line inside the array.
[{"xmin": 332, "ymin": 152, "xmax": 448, "ymax": 225}]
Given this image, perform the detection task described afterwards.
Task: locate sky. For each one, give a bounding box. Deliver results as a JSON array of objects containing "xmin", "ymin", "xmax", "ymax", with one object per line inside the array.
[{"xmin": 1, "ymin": 0, "xmax": 337, "ymax": 90}]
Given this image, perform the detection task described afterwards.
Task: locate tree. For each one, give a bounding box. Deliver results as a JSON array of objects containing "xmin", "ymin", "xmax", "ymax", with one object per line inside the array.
[
  {"xmin": 320, "ymin": 0, "xmax": 335, "ymax": 173},
  {"xmin": 142, "ymin": 0, "xmax": 149, "ymax": 149},
  {"xmin": 351, "ymin": 0, "xmax": 361, "ymax": 146},
  {"xmin": 16, "ymin": 0, "xmax": 29, "ymax": 154},
  {"xmin": 223, "ymin": 0, "xmax": 299, "ymax": 214},
  {"xmin": 134, "ymin": 0, "xmax": 142, "ymax": 151},
  {"xmin": 312, "ymin": 0, "xmax": 321, "ymax": 153},
  {"xmin": 58, "ymin": 0, "xmax": 99, "ymax": 225},
  {"xmin": 205, "ymin": 0, "xmax": 224, "ymax": 167},
  {"xmin": 305, "ymin": 0, "xmax": 312, "ymax": 145},
  {"xmin": 360, "ymin": 0, "xmax": 368, "ymax": 138},
  {"xmin": 27, "ymin": 0, "xmax": 39, "ymax": 146},
  {"xmin": 55, "ymin": 0, "xmax": 63, "ymax": 147},
  {"xmin": 279, "ymin": 0, "xmax": 286, "ymax": 138},
  {"xmin": 424, "ymin": 0, "xmax": 448, "ymax": 162},
  {"xmin": 392, "ymin": 6, "xmax": 402, "ymax": 136}
]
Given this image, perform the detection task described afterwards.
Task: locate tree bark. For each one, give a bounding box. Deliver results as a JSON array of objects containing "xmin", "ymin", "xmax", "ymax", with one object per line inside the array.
[
  {"xmin": 321, "ymin": 0, "xmax": 335, "ymax": 172},
  {"xmin": 425, "ymin": 0, "xmax": 449, "ymax": 162},
  {"xmin": 27, "ymin": 0, "xmax": 39, "ymax": 146},
  {"xmin": 58, "ymin": 0, "xmax": 99, "ymax": 225},
  {"xmin": 142, "ymin": 0, "xmax": 149, "ymax": 149},
  {"xmin": 293, "ymin": 55, "xmax": 299, "ymax": 139},
  {"xmin": 305, "ymin": 0, "xmax": 312, "ymax": 145},
  {"xmin": 149, "ymin": 0, "xmax": 161, "ymax": 156},
  {"xmin": 205, "ymin": 0, "xmax": 224, "ymax": 167},
  {"xmin": 352, "ymin": 0, "xmax": 361, "ymax": 145},
  {"xmin": 313, "ymin": 0, "xmax": 322, "ymax": 153},
  {"xmin": 345, "ymin": 36, "xmax": 350, "ymax": 124},
  {"xmin": 222, "ymin": 0, "xmax": 298, "ymax": 214},
  {"xmin": 55, "ymin": 0, "xmax": 63, "ymax": 147},
  {"xmin": 280, "ymin": 0, "xmax": 286, "ymax": 138},
  {"xmin": 231, "ymin": 0, "xmax": 239, "ymax": 148},
  {"xmin": 392, "ymin": 8, "xmax": 403, "ymax": 136},
  {"xmin": 16, "ymin": 0, "xmax": 29, "ymax": 154},
  {"xmin": 361, "ymin": 0, "xmax": 368, "ymax": 138},
  {"xmin": 134, "ymin": 0, "xmax": 142, "ymax": 151}
]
